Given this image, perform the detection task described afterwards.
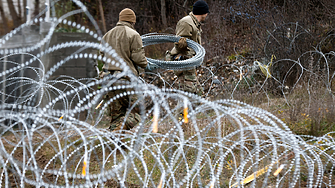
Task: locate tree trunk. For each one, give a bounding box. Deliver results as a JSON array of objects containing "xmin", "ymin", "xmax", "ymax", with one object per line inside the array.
[
  {"xmin": 0, "ymin": 0, "xmax": 10, "ymax": 33},
  {"xmin": 98, "ymin": 0, "xmax": 106, "ymax": 33},
  {"xmin": 17, "ymin": 0, "xmax": 22, "ymax": 20},
  {"xmin": 7, "ymin": 0, "xmax": 21, "ymax": 27},
  {"xmin": 33, "ymin": 0, "xmax": 39, "ymax": 17},
  {"xmin": 23, "ymin": 0, "xmax": 27, "ymax": 22},
  {"xmin": 161, "ymin": 0, "xmax": 167, "ymax": 28}
]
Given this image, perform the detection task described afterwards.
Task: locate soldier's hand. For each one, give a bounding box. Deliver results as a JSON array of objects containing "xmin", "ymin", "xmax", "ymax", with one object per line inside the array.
[
  {"xmin": 145, "ymin": 62, "xmax": 159, "ymax": 72},
  {"xmin": 175, "ymin": 37, "xmax": 188, "ymax": 53}
]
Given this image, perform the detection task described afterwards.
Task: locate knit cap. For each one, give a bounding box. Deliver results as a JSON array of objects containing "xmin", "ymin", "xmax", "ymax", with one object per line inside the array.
[
  {"xmin": 192, "ymin": 0, "xmax": 210, "ymax": 15},
  {"xmin": 119, "ymin": 8, "xmax": 136, "ymax": 23}
]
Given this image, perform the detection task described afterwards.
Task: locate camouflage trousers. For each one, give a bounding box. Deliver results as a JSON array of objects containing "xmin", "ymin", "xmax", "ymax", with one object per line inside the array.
[
  {"xmin": 174, "ymin": 68, "xmax": 203, "ymax": 96},
  {"xmin": 166, "ymin": 50, "xmax": 203, "ymax": 96},
  {"xmin": 105, "ymin": 91, "xmax": 141, "ymax": 132},
  {"xmin": 100, "ymin": 71, "xmax": 141, "ymax": 132}
]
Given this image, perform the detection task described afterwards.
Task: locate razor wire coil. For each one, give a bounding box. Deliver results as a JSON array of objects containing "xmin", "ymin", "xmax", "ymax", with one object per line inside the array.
[
  {"xmin": 141, "ymin": 33, "xmax": 206, "ymax": 70},
  {"xmin": 1, "ymin": 1, "xmax": 335, "ymax": 188}
]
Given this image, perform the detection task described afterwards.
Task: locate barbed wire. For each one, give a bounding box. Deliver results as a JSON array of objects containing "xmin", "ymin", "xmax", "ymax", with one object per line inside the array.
[{"xmin": 1, "ymin": 1, "xmax": 335, "ymax": 187}]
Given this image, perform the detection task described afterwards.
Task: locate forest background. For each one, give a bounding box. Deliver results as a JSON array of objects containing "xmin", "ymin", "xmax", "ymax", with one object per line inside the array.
[
  {"xmin": 2, "ymin": 0, "xmax": 335, "ymax": 58},
  {"xmin": 1, "ymin": 0, "xmax": 335, "ymax": 136}
]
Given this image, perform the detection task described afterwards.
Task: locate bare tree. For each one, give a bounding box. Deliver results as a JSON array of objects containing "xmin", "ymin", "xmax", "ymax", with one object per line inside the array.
[
  {"xmin": 7, "ymin": 0, "xmax": 21, "ymax": 27},
  {"xmin": 98, "ymin": 0, "xmax": 106, "ymax": 33},
  {"xmin": 0, "ymin": 0, "xmax": 10, "ymax": 33},
  {"xmin": 161, "ymin": 0, "xmax": 167, "ymax": 28},
  {"xmin": 33, "ymin": 0, "xmax": 40, "ymax": 17},
  {"xmin": 23, "ymin": 0, "xmax": 26, "ymax": 21},
  {"xmin": 17, "ymin": 0, "xmax": 22, "ymax": 20}
]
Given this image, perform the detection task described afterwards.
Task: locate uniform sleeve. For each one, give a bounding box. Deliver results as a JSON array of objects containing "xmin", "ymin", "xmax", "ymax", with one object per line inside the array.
[
  {"xmin": 98, "ymin": 37, "xmax": 106, "ymax": 58},
  {"xmin": 99, "ymin": 35, "xmax": 108, "ymax": 65},
  {"xmin": 171, "ymin": 21, "xmax": 192, "ymax": 55},
  {"xmin": 176, "ymin": 21, "xmax": 192, "ymax": 40},
  {"xmin": 130, "ymin": 34, "xmax": 148, "ymax": 68}
]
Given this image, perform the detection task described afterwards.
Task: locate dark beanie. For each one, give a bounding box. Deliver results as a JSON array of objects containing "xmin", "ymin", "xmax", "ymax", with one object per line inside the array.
[{"xmin": 192, "ymin": 0, "xmax": 210, "ymax": 15}]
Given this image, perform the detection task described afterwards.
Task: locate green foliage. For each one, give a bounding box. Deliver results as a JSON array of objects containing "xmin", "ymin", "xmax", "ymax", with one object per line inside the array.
[
  {"xmin": 227, "ymin": 48, "xmax": 251, "ymax": 62},
  {"xmin": 97, "ymin": 60, "xmax": 103, "ymax": 71},
  {"xmin": 227, "ymin": 54, "xmax": 238, "ymax": 62}
]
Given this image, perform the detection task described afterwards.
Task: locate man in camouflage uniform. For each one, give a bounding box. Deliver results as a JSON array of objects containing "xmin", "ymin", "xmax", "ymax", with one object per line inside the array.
[
  {"xmin": 99, "ymin": 8, "xmax": 148, "ymax": 132},
  {"xmin": 166, "ymin": 0, "xmax": 209, "ymax": 96}
]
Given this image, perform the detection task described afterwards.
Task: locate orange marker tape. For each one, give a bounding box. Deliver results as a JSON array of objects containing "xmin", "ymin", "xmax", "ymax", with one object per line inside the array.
[
  {"xmin": 152, "ymin": 115, "xmax": 158, "ymax": 133},
  {"xmin": 82, "ymin": 160, "xmax": 87, "ymax": 176},
  {"xmin": 157, "ymin": 173, "xmax": 164, "ymax": 188},
  {"xmin": 152, "ymin": 104, "xmax": 159, "ymax": 133},
  {"xmin": 157, "ymin": 178, "xmax": 163, "ymax": 188},
  {"xmin": 273, "ymin": 164, "xmax": 284, "ymax": 176},
  {"xmin": 95, "ymin": 100, "xmax": 104, "ymax": 109},
  {"xmin": 183, "ymin": 107, "xmax": 188, "ymax": 123},
  {"xmin": 58, "ymin": 115, "xmax": 64, "ymax": 121}
]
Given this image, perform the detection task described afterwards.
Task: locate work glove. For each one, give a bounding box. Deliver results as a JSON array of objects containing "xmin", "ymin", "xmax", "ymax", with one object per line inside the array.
[
  {"xmin": 145, "ymin": 62, "xmax": 159, "ymax": 71},
  {"xmin": 175, "ymin": 37, "xmax": 189, "ymax": 54},
  {"xmin": 94, "ymin": 64, "xmax": 100, "ymax": 78},
  {"xmin": 174, "ymin": 54, "xmax": 192, "ymax": 61}
]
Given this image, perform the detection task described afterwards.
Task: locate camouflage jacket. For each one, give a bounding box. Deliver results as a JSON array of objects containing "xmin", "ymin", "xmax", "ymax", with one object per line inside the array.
[
  {"xmin": 171, "ymin": 12, "xmax": 202, "ymax": 56},
  {"xmin": 100, "ymin": 21, "xmax": 147, "ymax": 76}
]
